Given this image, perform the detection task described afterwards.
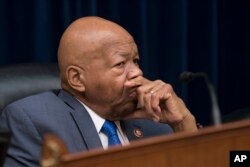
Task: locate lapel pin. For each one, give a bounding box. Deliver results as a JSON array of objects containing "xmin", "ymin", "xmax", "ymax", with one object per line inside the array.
[{"xmin": 133, "ymin": 129, "xmax": 143, "ymax": 138}]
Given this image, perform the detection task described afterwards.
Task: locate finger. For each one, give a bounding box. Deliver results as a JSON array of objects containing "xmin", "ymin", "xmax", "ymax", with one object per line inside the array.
[
  {"xmin": 138, "ymin": 80, "xmax": 165, "ymax": 96},
  {"xmin": 152, "ymin": 84, "xmax": 177, "ymax": 109},
  {"xmin": 143, "ymin": 92, "xmax": 160, "ymax": 121},
  {"xmin": 136, "ymin": 81, "xmax": 156, "ymax": 107},
  {"xmin": 150, "ymin": 84, "xmax": 177, "ymax": 122},
  {"xmin": 162, "ymin": 92, "xmax": 172, "ymax": 104},
  {"xmin": 124, "ymin": 76, "xmax": 143, "ymax": 88},
  {"xmin": 160, "ymin": 92, "xmax": 186, "ymax": 124},
  {"xmin": 148, "ymin": 83, "xmax": 166, "ymax": 114},
  {"xmin": 137, "ymin": 80, "xmax": 164, "ymax": 116},
  {"xmin": 151, "ymin": 97, "xmax": 162, "ymax": 115}
]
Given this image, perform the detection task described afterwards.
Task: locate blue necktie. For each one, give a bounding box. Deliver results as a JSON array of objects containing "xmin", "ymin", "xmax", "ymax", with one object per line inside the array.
[{"xmin": 101, "ymin": 120, "xmax": 121, "ymax": 146}]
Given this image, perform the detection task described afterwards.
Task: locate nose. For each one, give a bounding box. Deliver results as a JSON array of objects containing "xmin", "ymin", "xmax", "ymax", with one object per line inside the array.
[{"xmin": 127, "ymin": 64, "xmax": 143, "ymax": 80}]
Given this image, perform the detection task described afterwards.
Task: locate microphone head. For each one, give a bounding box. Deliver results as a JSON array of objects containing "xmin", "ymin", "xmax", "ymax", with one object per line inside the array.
[{"xmin": 180, "ymin": 71, "xmax": 196, "ymax": 83}]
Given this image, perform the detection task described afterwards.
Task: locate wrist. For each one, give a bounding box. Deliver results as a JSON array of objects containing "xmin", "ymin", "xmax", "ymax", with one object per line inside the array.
[{"xmin": 170, "ymin": 113, "xmax": 198, "ymax": 133}]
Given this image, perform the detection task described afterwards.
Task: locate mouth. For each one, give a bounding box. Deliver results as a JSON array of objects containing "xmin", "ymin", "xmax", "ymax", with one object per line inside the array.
[
  {"xmin": 129, "ymin": 91, "xmax": 137, "ymax": 98},
  {"xmin": 128, "ymin": 89, "xmax": 139, "ymax": 102}
]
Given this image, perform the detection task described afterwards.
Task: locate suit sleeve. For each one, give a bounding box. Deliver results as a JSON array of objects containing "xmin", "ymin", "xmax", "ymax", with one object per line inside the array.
[{"xmin": 0, "ymin": 103, "xmax": 42, "ymax": 167}]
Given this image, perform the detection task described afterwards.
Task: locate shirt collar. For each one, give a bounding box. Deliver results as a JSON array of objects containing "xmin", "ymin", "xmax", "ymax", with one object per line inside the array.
[{"xmin": 76, "ymin": 99, "xmax": 123, "ymax": 131}]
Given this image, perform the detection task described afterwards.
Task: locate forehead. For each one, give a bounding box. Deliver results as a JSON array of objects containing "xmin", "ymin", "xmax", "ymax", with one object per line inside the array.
[{"xmin": 104, "ymin": 41, "xmax": 138, "ymax": 57}]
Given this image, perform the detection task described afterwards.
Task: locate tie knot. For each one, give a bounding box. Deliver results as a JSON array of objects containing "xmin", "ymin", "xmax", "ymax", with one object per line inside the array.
[
  {"xmin": 101, "ymin": 120, "xmax": 117, "ymax": 136},
  {"xmin": 101, "ymin": 120, "xmax": 121, "ymax": 146}
]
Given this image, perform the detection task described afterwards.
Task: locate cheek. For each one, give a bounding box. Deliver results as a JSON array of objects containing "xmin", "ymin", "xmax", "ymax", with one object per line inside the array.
[
  {"xmin": 105, "ymin": 75, "xmax": 126, "ymax": 96},
  {"xmin": 84, "ymin": 66, "xmax": 129, "ymax": 103},
  {"xmin": 87, "ymin": 73, "xmax": 126, "ymax": 99},
  {"xmin": 104, "ymin": 74, "xmax": 129, "ymax": 102}
]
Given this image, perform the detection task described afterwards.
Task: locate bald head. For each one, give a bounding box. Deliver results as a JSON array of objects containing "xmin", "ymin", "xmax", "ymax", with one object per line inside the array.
[
  {"xmin": 58, "ymin": 16, "xmax": 134, "ymax": 90},
  {"xmin": 57, "ymin": 16, "xmax": 143, "ymax": 119}
]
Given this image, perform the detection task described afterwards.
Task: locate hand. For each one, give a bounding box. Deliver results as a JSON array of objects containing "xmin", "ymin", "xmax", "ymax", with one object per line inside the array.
[{"xmin": 125, "ymin": 77, "xmax": 198, "ymax": 132}]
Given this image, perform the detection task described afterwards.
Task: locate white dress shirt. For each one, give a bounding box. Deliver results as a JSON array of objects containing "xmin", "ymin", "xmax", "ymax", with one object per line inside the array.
[{"xmin": 77, "ymin": 100, "xmax": 130, "ymax": 149}]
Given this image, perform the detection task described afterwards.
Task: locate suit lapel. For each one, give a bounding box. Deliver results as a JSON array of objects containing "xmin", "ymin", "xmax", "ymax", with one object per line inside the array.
[
  {"xmin": 58, "ymin": 90, "xmax": 103, "ymax": 150},
  {"xmin": 121, "ymin": 120, "xmax": 145, "ymax": 141},
  {"xmin": 70, "ymin": 109, "xmax": 103, "ymax": 150}
]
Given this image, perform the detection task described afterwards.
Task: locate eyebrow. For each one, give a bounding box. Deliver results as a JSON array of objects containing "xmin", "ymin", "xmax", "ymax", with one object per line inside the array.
[{"xmin": 119, "ymin": 50, "xmax": 138, "ymax": 57}]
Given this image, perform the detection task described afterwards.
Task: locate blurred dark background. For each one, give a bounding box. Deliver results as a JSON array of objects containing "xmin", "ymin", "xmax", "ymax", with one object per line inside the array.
[{"xmin": 0, "ymin": 0, "xmax": 249, "ymax": 126}]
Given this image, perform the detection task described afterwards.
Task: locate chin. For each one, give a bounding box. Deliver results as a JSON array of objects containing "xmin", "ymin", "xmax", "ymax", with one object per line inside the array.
[{"xmin": 111, "ymin": 101, "xmax": 137, "ymax": 120}]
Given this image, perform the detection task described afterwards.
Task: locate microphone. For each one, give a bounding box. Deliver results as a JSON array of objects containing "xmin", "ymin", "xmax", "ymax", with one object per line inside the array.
[
  {"xmin": 180, "ymin": 72, "xmax": 207, "ymax": 83},
  {"xmin": 180, "ymin": 71, "xmax": 221, "ymax": 126}
]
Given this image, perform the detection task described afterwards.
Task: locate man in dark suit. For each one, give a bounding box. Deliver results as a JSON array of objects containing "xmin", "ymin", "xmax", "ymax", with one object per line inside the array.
[{"xmin": 0, "ymin": 16, "xmax": 197, "ymax": 167}]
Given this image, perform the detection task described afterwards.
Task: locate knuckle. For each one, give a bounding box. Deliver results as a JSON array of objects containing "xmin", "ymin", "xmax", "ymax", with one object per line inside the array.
[
  {"xmin": 165, "ymin": 83, "xmax": 173, "ymax": 91},
  {"xmin": 151, "ymin": 92, "xmax": 157, "ymax": 98},
  {"xmin": 155, "ymin": 80, "xmax": 163, "ymax": 84},
  {"xmin": 137, "ymin": 86, "xmax": 144, "ymax": 94}
]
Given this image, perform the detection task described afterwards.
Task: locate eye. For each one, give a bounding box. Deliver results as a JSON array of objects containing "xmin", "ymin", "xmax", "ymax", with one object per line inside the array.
[
  {"xmin": 115, "ymin": 61, "xmax": 125, "ymax": 68},
  {"xmin": 133, "ymin": 58, "xmax": 139, "ymax": 65}
]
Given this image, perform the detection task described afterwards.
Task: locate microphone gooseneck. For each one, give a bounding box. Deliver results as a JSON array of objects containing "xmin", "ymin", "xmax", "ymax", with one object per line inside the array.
[
  {"xmin": 180, "ymin": 72, "xmax": 206, "ymax": 83},
  {"xmin": 180, "ymin": 71, "xmax": 221, "ymax": 126}
]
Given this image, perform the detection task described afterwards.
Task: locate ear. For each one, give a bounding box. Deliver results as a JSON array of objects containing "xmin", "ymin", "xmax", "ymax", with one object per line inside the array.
[{"xmin": 66, "ymin": 65, "xmax": 85, "ymax": 92}]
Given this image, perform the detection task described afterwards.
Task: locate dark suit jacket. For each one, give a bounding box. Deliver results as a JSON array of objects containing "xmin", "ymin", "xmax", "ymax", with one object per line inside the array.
[{"xmin": 0, "ymin": 90, "xmax": 173, "ymax": 167}]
